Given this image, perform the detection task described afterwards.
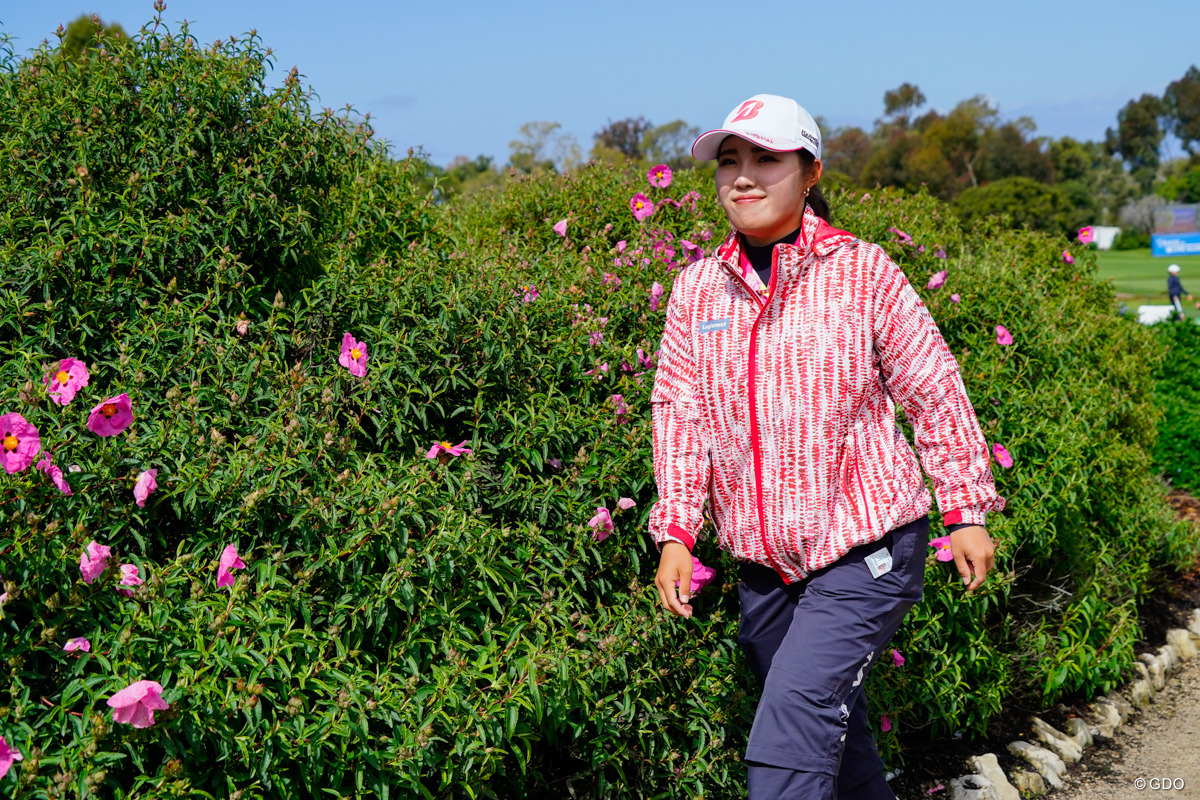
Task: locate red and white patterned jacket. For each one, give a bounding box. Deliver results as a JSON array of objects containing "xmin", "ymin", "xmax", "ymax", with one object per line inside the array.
[{"xmin": 649, "ymin": 206, "xmax": 1005, "ymax": 583}]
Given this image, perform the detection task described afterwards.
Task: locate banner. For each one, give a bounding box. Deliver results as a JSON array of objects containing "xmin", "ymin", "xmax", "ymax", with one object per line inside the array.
[
  {"xmin": 1155, "ymin": 205, "xmax": 1200, "ymax": 235},
  {"xmin": 1152, "ymin": 232, "xmax": 1200, "ymax": 257}
]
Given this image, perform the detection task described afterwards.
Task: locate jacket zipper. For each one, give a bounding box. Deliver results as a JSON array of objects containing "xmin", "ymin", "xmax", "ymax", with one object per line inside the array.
[{"xmin": 724, "ymin": 248, "xmax": 788, "ymax": 578}]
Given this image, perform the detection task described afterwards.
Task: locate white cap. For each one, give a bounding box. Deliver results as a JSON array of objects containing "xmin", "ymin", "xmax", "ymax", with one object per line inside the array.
[
  {"xmin": 691, "ymin": 94, "xmax": 822, "ymax": 161},
  {"xmin": 1169, "ymin": 264, "xmax": 1182, "ymax": 273}
]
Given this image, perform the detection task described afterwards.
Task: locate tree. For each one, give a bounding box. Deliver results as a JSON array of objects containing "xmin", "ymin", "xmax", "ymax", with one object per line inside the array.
[
  {"xmin": 509, "ymin": 121, "xmax": 581, "ymax": 173},
  {"xmin": 1164, "ymin": 66, "xmax": 1200, "ymax": 157},
  {"xmin": 1119, "ymin": 194, "xmax": 1167, "ymax": 235},
  {"xmin": 641, "ymin": 119, "xmax": 700, "ymax": 168},
  {"xmin": 822, "ymin": 126, "xmax": 871, "ymax": 184},
  {"xmin": 1106, "ymin": 94, "xmax": 1167, "ymax": 191},
  {"xmin": 61, "ymin": 14, "xmax": 128, "ymax": 62},
  {"xmin": 953, "ymin": 177, "xmax": 1073, "ymax": 236},
  {"xmin": 881, "ymin": 82, "xmax": 927, "ymax": 128},
  {"xmin": 592, "ymin": 116, "xmax": 652, "ymax": 160}
]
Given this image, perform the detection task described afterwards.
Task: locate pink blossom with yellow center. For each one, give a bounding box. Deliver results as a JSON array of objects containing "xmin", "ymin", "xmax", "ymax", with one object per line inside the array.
[
  {"xmin": 630, "ymin": 193, "xmax": 655, "ymax": 222},
  {"xmin": 647, "ymin": 164, "xmax": 673, "ymax": 189},
  {"xmin": 928, "ymin": 535, "xmax": 954, "ymax": 562},
  {"xmin": 339, "ymin": 333, "xmax": 369, "ymax": 378},
  {"xmin": 86, "ymin": 393, "xmax": 133, "ymax": 437},
  {"xmin": 0, "ymin": 412, "xmax": 41, "ymax": 473},
  {"xmin": 43, "ymin": 357, "xmax": 90, "ymax": 406}
]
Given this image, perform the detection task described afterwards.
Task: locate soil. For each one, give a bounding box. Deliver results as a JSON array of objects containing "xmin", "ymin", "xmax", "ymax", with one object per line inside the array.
[{"xmin": 887, "ymin": 492, "xmax": 1200, "ymax": 799}]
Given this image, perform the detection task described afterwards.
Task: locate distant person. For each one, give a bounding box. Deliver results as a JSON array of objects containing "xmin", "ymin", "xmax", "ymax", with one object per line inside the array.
[{"xmin": 1168, "ymin": 264, "xmax": 1191, "ymax": 318}]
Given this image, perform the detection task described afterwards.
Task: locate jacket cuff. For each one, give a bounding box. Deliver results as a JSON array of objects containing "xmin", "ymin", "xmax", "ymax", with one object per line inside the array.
[
  {"xmin": 664, "ymin": 523, "xmax": 696, "ymax": 551},
  {"xmin": 943, "ymin": 508, "xmax": 988, "ymax": 527}
]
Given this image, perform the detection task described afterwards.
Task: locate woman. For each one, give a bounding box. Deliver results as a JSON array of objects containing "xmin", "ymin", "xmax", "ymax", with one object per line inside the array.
[{"xmin": 648, "ymin": 94, "xmax": 1005, "ymax": 800}]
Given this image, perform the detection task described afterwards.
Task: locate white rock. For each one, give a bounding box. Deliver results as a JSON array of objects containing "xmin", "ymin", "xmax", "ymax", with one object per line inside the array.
[
  {"xmin": 967, "ymin": 754, "xmax": 1021, "ymax": 800},
  {"xmin": 1134, "ymin": 660, "xmax": 1151, "ymax": 683},
  {"xmin": 1065, "ymin": 717, "xmax": 1093, "ymax": 749},
  {"xmin": 1167, "ymin": 628, "xmax": 1197, "ymax": 658},
  {"xmin": 1189, "ymin": 609, "xmax": 1200, "ymax": 641},
  {"xmin": 1139, "ymin": 653, "xmax": 1166, "ymax": 691},
  {"xmin": 1011, "ymin": 770, "xmax": 1048, "ymax": 796},
  {"xmin": 1156, "ymin": 645, "xmax": 1178, "ymax": 675},
  {"xmin": 1030, "ymin": 716, "xmax": 1083, "ymax": 763},
  {"xmin": 1007, "ymin": 741, "xmax": 1066, "ymax": 789},
  {"xmin": 1105, "ymin": 692, "xmax": 1134, "ymax": 723},
  {"xmin": 1127, "ymin": 678, "xmax": 1153, "ymax": 709},
  {"xmin": 951, "ymin": 774, "xmax": 1002, "ymax": 800},
  {"xmin": 1087, "ymin": 700, "xmax": 1122, "ymax": 740}
]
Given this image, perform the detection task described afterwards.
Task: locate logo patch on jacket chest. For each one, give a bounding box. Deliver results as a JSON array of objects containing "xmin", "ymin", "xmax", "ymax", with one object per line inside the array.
[{"xmin": 699, "ymin": 318, "xmax": 731, "ymax": 333}]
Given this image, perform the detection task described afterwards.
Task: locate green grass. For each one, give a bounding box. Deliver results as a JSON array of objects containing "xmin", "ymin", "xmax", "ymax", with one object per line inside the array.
[{"xmin": 1095, "ymin": 248, "xmax": 1200, "ymax": 319}]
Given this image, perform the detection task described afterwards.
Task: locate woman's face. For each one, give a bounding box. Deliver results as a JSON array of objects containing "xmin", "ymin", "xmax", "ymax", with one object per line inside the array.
[{"xmin": 715, "ymin": 135, "xmax": 820, "ymax": 247}]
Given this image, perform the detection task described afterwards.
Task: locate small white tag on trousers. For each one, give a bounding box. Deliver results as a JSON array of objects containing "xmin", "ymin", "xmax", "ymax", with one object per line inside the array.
[{"xmin": 865, "ymin": 547, "xmax": 893, "ymax": 579}]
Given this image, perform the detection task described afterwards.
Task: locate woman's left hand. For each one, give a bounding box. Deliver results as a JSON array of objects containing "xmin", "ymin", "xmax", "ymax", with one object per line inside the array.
[{"xmin": 949, "ymin": 526, "xmax": 994, "ymax": 592}]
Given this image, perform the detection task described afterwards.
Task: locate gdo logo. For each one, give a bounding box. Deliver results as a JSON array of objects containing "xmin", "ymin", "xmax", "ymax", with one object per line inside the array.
[{"xmin": 1134, "ymin": 777, "xmax": 1185, "ymax": 790}]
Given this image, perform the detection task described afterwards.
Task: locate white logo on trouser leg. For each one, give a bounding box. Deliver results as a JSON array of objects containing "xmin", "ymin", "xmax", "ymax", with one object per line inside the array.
[{"xmin": 852, "ymin": 650, "xmax": 874, "ymax": 688}]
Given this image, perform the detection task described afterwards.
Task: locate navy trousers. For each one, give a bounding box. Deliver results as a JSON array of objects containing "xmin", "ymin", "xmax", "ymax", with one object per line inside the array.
[{"xmin": 737, "ymin": 516, "xmax": 929, "ymax": 800}]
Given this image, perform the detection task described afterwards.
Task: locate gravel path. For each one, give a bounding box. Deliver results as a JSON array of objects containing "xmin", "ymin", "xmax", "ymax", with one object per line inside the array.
[{"xmin": 1052, "ymin": 653, "xmax": 1200, "ymax": 799}]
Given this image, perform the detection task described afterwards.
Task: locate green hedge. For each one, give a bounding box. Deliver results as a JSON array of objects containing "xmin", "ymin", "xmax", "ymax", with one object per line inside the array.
[{"xmin": 1, "ymin": 15, "xmax": 1197, "ymax": 799}]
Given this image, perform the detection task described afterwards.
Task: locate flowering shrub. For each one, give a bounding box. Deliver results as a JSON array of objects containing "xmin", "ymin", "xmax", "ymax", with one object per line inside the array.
[{"xmin": 0, "ymin": 13, "xmax": 1196, "ymax": 799}]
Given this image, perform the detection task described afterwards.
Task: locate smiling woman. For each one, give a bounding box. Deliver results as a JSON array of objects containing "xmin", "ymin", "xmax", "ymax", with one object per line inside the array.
[{"xmin": 649, "ymin": 93, "xmax": 1004, "ymax": 800}]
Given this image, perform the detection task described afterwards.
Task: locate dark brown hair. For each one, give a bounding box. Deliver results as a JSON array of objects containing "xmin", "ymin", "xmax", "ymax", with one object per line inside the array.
[{"xmin": 797, "ymin": 149, "xmax": 831, "ymax": 224}]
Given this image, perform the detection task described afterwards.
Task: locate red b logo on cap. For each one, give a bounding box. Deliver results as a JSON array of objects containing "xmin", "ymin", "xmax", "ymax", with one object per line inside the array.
[{"xmin": 731, "ymin": 100, "xmax": 764, "ymax": 123}]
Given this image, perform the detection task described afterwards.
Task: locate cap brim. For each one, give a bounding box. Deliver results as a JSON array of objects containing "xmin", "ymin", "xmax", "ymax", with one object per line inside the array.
[{"xmin": 691, "ymin": 128, "xmax": 805, "ymax": 161}]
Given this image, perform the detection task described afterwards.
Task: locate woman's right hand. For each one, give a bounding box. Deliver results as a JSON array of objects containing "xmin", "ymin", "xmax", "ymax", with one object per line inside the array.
[{"xmin": 655, "ymin": 541, "xmax": 694, "ymax": 618}]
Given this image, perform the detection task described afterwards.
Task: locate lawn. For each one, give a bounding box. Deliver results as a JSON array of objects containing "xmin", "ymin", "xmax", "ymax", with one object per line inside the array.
[{"xmin": 1095, "ymin": 248, "xmax": 1200, "ymax": 319}]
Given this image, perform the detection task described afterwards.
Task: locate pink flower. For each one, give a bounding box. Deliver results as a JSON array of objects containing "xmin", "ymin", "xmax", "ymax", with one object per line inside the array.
[
  {"xmin": 36, "ymin": 457, "xmax": 72, "ymax": 495},
  {"xmin": 338, "ymin": 333, "xmax": 369, "ymax": 378},
  {"xmin": 888, "ymin": 227, "xmax": 912, "ymax": 244},
  {"xmin": 680, "ymin": 239, "xmax": 705, "ymax": 264},
  {"xmin": 86, "ymin": 393, "xmax": 133, "ymax": 437},
  {"xmin": 610, "ymin": 394, "xmax": 630, "ymax": 422},
  {"xmin": 425, "ymin": 440, "xmax": 472, "ymax": 459},
  {"xmin": 588, "ymin": 330, "xmax": 604, "ymax": 347},
  {"xmin": 992, "ymin": 443, "xmax": 1014, "ymax": 468},
  {"xmin": 630, "ymin": 193, "xmax": 655, "ymax": 222},
  {"xmin": 589, "ymin": 506, "xmax": 614, "ymax": 541},
  {"xmin": 134, "ymin": 469, "xmax": 157, "ymax": 507},
  {"xmin": 880, "ymin": 716, "xmax": 892, "ymax": 733},
  {"xmin": 63, "ymin": 637, "xmax": 91, "ymax": 653},
  {"xmin": 616, "ymin": 240, "xmax": 627, "ymax": 253},
  {"xmin": 688, "ymin": 556, "xmax": 716, "ymax": 594},
  {"xmin": 519, "ymin": 284, "xmax": 539, "ymax": 303},
  {"xmin": 647, "ymin": 164, "xmax": 673, "ymax": 188},
  {"xmin": 107, "ymin": 680, "xmax": 169, "ymax": 728},
  {"xmin": 637, "ymin": 348, "xmax": 656, "ymax": 370},
  {"xmin": 0, "ymin": 736, "xmax": 22, "ymax": 780},
  {"xmin": 995, "ymin": 325, "xmax": 1013, "ymax": 346},
  {"xmin": 602, "ymin": 272, "xmax": 622, "ymax": 288},
  {"xmin": 80, "ymin": 540, "xmax": 112, "ymax": 584},
  {"xmin": 552, "ymin": 218, "xmax": 568, "ymax": 237},
  {"xmin": 892, "ymin": 648, "xmax": 905, "ymax": 667},
  {"xmin": 0, "ymin": 412, "xmax": 41, "ymax": 473},
  {"xmin": 928, "ymin": 535, "xmax": 954, "ymax": 562},
  {"xmin": 617, "ymin": 497, "xmax": 636, "ymax": 510},
  {"xmin": 934, "ymin": 249, "xmax": 947, "ymax": 259},
  {"xmin": 1062, "ymin": 250, "xmax": 1074, "ymax": 264},
  {"xmin": 235, "ymin": 318, "xmax": 250, "ymax": 336},
  {"xmin": 217, "ymin": 544, "xmax": 246, "ymax": 588},
  {"xmin": 926, "ymin": 270, "xmax": 947, "ymax": 290},
  {"xmin": 1077, "ymin": 226, "xmax": 1094, "ymax": 245},
  {"xmin": 584, "ymin": 362, "xmax": 610, "ymax": 378},
  {"xmin": 925, "ymin": 784, "xmax": 945, "ymax": 795},
  {"xmin": 117, "ymin": 563, "xmax": 143, "ymax": 597},
  {"xmin": 649, "ymin": 282, "xmax": 665, "ymax": 312},
  {"xmin": 43, "ymin": 357, "xmax": 90, "ymax": 406},
  {"xmin": 950, "ymin": 293, "xmax": 961, "ymax": 303}
]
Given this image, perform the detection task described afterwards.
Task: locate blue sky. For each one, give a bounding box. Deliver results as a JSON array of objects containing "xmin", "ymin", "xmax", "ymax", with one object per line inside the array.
[{"xmin": 3, "ymin": 1, "xmax": 1198, "ymax": 166}]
